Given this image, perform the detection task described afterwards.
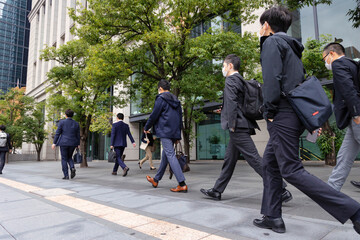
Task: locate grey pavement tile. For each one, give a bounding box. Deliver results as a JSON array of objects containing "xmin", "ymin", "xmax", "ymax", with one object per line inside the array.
[
  {"xmin": 32, "ymin": 188, "xmax": 75, "ymax": 197},
  {"xmin": 90, "ymin": 191, "xmax": 138, "ymax": 202},
  {"xmin": 321, "ymin": 226, "xmax": 359, "ymax": 240},
  {"xmin": 76, "ymin": 188, "xmax": 116, "ymax": 197},
  {"xmin": 0, "ymin": 198, "xmax": 60, "ymax": 221},
  {"xmin": 90, "ymin": 232, "xmax": 147, "ymax": 240},
  {"xmin": 174, "ymin": 206, "xmax": 255, "ymax": 230},
  {"xmin": 0, "ymin": 190, "xmax": 31, "ymax": 203},
  {"xmin": 0, "ymin": 225, "xmax": 14, "ymax": 240},
  {"xmin": 2, "ymin": 212, "xmax": 113, "ymax": 240},
  {"xmin": 112, "ymin": 193, "xmax": 169, "ymax": 209},
  {"xmin": 225, "ymin": 217, "xmax": 334, "ymax": 240},
  {"xmin": 139, "ymin": 199, "xmax": 206, "ymax": 217}
]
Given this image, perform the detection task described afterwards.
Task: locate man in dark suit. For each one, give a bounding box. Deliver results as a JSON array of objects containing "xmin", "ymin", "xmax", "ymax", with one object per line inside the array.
[
  {"xmin": 200, "ymin": 54, "xmax": 291, "ymax": 202},
  {"xmin": 321, "ymin": 43, "xmax": 360, "ymax": 191},
  {"xmin": 110, "ymin": 113, "xmax": 136, "ymax": 177},
  {"xmin": 52, "ymin": 109, "xmax": 80, "ymax": 180},
  {"xmin": 253, "ymin": 6, "xmax": 360, "ymax": 235}
]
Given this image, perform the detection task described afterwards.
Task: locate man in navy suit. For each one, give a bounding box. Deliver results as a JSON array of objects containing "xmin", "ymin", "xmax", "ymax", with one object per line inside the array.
[
  {"xmin": 110, "ymin": 113, "xmax": 136, "ymax": 176},
  {"xmin": 52, "ymin": 109, "xmax": 80, "ymax": 180},
  {"xmin": 321, "ymin": 43, "xmax": 360, "ymax": 191}
]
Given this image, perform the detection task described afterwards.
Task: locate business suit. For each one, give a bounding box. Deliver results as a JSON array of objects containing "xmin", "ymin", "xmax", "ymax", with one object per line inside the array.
[
  {"xmin": 111, "ymin": 120, "xmax": 135, "ymax": 173},
  {"xmin": 259, "ymin": 33, "xmax": 360, "ymax": 224},
  {"xmin": 328, "ymin": 57, "xmax": 360, "ymax": 191},
  {"xmin": 53, "ymin": 118, "xmax": 80, "ymax": 178},
  {"xmin": 0, "ymin": 131, "xmax": 11, "ymax": 174}
]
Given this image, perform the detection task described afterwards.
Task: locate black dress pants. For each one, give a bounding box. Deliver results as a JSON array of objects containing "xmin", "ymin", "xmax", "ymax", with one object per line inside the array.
[{"xmin": 261, "ymin": 111, "xmax": 360, "ymax": 224}]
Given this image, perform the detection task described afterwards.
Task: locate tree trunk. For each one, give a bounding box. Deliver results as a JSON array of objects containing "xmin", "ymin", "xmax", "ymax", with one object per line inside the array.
[
  {"xmin": 182, "ymin": 106, "xmax": 192, "ymax": 162},
  {"xmin": 80, "ymin": 115, "xmax": 91, "ymax": 168},
  {"xmin": 323, "ymin": 121, "xmax": 336, "ymax": 166},
  {"xmin": 36, "ymin": 144, "xmax": 42, "ymax": 161},
  {"xmin": 182, "ymin": 130, "xmax": 191, "ymax": 162}
]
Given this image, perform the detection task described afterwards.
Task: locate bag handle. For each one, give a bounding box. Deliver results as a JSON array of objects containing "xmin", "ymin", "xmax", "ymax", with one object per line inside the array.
[{"xmin": 175, "ymin": 141, "xmax": 183, "ymax": 153}]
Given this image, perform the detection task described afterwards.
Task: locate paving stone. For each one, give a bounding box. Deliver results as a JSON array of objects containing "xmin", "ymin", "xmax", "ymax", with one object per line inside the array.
[
  {"xmin": 112, "ymin": 193, "xmax": 169, "ymax": 209},
  {"xmin": 32, "ymin": 188, "xmax": 75, "ymax": 197},
  {"xmin": 76, "ymin": 188, "xmax": 116, "ymax": 197}
]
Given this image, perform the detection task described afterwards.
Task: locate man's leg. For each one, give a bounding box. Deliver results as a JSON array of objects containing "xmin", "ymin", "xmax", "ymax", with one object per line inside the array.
[
  {"xmin": 113, "ymin": 147, "xmax": 126, "ymax": 172},
  {"xmin": 60, "ymin": 147, "xmax": 69, "ymax": 177},
  {"xmin": 67, "ymin": 146, "xmax": 76, "ymax": 169},
  {"xmin": 213, "ymin": 135, "xmax": 239, "ymax": 193},
  {"xmin": 270, "ymin": 112, "xmax": 360, "ymax": 223},
  {"xmin": 147, "ymin": 147, "xmax": 154, "ymax": 168},
  {"xmin": 160, "ymin": 138, "xmax": 185, "ymax": 184},
  {"xmin": 328, "ymin": 122, "xmax": 360, "ymax": 191},
  {"xmin": 0, "ymin": 151, "xmax": 6, "ymax": 173},
  {"xmin": 154, "ymin": 148, "xmax": 169, "ymax": 182}
]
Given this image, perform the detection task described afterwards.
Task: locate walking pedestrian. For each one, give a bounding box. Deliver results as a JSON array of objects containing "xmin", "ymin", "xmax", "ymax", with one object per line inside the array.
[
  {"xmin": 320, "ymin": 43, "xmax": 360, "ymax": 191},
  {"xmin": 0, "ymin": 125, "xmax": 11, "ymax": 174},
  {"xmin": 200, "ymin": 54, "xmax": 292, "ymax": 202},
  {"xmin": 253, "ymin": 6, "xmax": 360, "ymax": 235},
  {"xmin": 110, "ymin": 113, "xmax": 136, "ymax": 176},
  {"xmin": 52, "ymin": 109, "xmax": 80, "ymax": 180},
  {"xmin": 145, "ymin": 79, "xmax": 187, "ymax": 192},
  {"xmin": 139, "ymin": 130, "xmax": 156, "ymax": 170}
]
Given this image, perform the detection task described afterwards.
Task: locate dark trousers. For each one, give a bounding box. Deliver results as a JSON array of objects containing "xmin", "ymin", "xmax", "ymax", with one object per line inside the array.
[
  {"xmin": 113, "ymin": 146, "xmax": 126, "ymax": 172},
  {"xmin": 213, "ymin": 131, "xmax": 286, "ymax": 193},
  {"xmin": 261, "ymin": 112, "xmax": 360, "ymax": 223},
  {"xmin": 60, "ymin": 146, "xmax": 76, "ymax": 177},
  {"xmin": 0, "ymin": 151, "xmax": 6, "ymax": 172}
]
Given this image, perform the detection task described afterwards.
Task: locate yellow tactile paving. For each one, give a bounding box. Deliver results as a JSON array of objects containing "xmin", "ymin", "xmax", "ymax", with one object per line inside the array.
[{"xmin": 0, "ymin": 177, "xmax": 231, "ymax": 240}]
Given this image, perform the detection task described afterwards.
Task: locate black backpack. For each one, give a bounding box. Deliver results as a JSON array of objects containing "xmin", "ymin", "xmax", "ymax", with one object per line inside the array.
[{"xmin": 239, "ymin": 78, "xmax": 264, "ymax": 120}]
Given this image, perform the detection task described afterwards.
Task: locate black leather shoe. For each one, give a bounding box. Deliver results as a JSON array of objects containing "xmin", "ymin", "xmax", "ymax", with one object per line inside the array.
[
  {"xmin": 200, "ymin": 188, "xmax": 221, "ymax": 200},
  {"xmin": 281, "ymin": 189, "xmax": 292, "ymax": 203},
  {"xmin": 354, "ymin": 220, "xmax": 360, "ymax": 235},
  {"xmin": 253, "ymin": 216, "xmax": 286, "ymax": 233},
  {"xmin": 62, "ymin": 176, "xmax": 69, "ymax": 180},
  {"xmin": 351, "ymin": 181, "xmax": 360, "ymax": 190},
  {"xmin": 123, "ymin": 167, "xmax": 129, "ymax": 177},
  {"xmin": 70, "ymin": 168, "xmax": 76, "ymax": 179}
]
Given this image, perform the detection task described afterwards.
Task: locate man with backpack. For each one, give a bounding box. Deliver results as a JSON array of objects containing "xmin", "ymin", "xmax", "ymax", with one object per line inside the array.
[
  {"xmin": 200, "ymin": 54, "xmax": 292, "ymax": 202},
  {"xmin": 321, "ymin": 43, "xmax": 360, "ymax": 191},
  {"xmin": 253, "ymin": 6, "xmax": 360, "ymax": 235},
  {"xmin": 0, "ymin": 125, "xmax": 12, "ymax": 174}
]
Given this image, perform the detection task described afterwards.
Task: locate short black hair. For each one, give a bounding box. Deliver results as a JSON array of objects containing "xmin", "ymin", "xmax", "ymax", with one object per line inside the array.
[
  {"xmin": 117, "ymin": 113, "xmax": 124, "ymax": 120},
  {"xmin": 65, "ymin": 109, "xmax": 74, "ymax": 118},
  {"xmin": 323, "ymin": 42, "xmax": 345, "ymax": 55},
  {"xmin": 260, "ymin": 6, "xmax": 292, "ymax": 33},
  {"xmin": 158, "ymin": 79, "xmax": 171, "ymax": 91},
  {"xmin": 0, "ymin": 125, "xmax": 6, "ymax": 131},
  {"xmin": 224, "ymin": 54, "xmax": 241, "ymax": 71}
]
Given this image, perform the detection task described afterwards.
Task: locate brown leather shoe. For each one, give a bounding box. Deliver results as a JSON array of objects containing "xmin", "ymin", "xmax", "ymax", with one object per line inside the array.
[
  {"xmin": 170, "ymin": 185, "xmax": 188, "ymax": 193},
  {"xmin": 112, "ymin": 172, "xmax": 117, "ymax": 175},
  {"xmin": 123, "ymin": 167, "xmax": 129, "ymax": 177},
  {"xmin": 146, "ymin": 176, "xmax": 158, "ymax": 188}
]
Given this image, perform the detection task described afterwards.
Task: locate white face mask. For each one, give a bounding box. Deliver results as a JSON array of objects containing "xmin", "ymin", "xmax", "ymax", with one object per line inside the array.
[
  {"xmin": 324, "ymin": 55, "xmax": 332, "ymax": 71},
  {"xmin": 222, "ymin": 65, "xmax": 228, "ymax": 77}
]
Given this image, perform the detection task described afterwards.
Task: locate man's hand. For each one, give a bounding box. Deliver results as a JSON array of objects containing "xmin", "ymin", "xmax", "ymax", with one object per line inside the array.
[
  {"xmin": 314, "ymin": 128, "xmax": 322, "ymax": 136},
  {"xmin": 51, "ymin": 144, "xmax": 56, "ymax": 150},
  {"xmin": 354, "ymin": 116, "xmax": 360, "ymax": 125},
  {"xmin": 133, "ymin": 143, "xmax": 136, "ymax": 147},
  {"xmin": 147, "ymin": 140, "xmax": 150, "ymax": 144},
  {"xmin": 268, "ymin": 119, "xmax": 274, "ymax": 122},
  {"xmin": 230, "ymin": 128, "xmax": 235, "ymax": 132},
  {"xmin": 9, "ymin": 149, "xmax": 12, "ymax": 153},
  {"xmin": 110, "ymin": 146, "xmax": 113, "ymax": 149},
  {"xmin": 214, "ymin": 108, "xmax": 221, "ymax": 114}
]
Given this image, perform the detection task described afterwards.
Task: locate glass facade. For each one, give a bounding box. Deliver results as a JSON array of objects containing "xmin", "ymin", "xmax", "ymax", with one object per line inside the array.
[
  {"xmin": 0, "ymin": 0, "xmax": 31, "ymax": 92},
  {"xmin": 289, "ymin": 0, "xmax": 360, "ymax": 59}
]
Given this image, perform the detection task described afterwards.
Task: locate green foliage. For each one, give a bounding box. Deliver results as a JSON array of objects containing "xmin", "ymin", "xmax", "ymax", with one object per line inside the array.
[
  {"xmin": 22, "ymin": 102, "xmax": 47, "ymax": 160},
  {"xmin": 317, "ymin": 121, "xmax": 346, "ymax": 158},
  {"xmin": 71, "ymin": 0, "xmax": 265, "ymax": 158}
]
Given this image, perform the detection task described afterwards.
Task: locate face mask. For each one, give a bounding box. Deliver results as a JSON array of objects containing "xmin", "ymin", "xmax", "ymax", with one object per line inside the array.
[
  {"xmin": 324, "ymin": 55, "xmax": 332, "ymax": 71},
  {"xmin": 222, "ymin": 65, "xmax": 228, "ymax": 77}
]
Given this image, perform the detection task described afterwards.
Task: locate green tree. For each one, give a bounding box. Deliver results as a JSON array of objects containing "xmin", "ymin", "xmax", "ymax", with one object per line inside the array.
[
  {"xmin": 41, "ymin": 40, "xmax": 128, "ymax": 167},
  {"xmin": 0, "ymin": 87, "xmax": 33, "ymax": 152},
  {"xmin": 71, "ymin": 0, "xmax": 264, "ymax": 159},
  {"xmin": 278, "ymin": 0, "xmax": 360, "ymax": 28},
  {"xmin": 22, "ymin": 102, "xmax": 47, "ymax": 161}
]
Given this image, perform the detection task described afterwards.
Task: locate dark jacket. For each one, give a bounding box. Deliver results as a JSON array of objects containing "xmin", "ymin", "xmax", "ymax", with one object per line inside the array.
[
  {"xmin": 221, "ymin": 72, "xmax": 259, "ymax": 132},
  {"xmin": 141, "ymin": 132, "xmax": 154, "ymax": 147},
  {"xmin": 0, "ymin": 132, "xmax": 12, "ymax": 152},
  {"xmin": 54, "ymin": 118, "xmax": 80, "ymax": 147},
  {"xmin": 144, "ymin": 92, "xmax": 182, "ymax": 140},
  {"xmin": 111, "ymin": 121, "xmax": 135, "ymax": 147},
  {"xmin": 332, "ymin": 57, "xmax": 360, "ymax": 129},
  {"xmin": 261, "ymin": 32, "xmax": 305, "ymax": 119}
]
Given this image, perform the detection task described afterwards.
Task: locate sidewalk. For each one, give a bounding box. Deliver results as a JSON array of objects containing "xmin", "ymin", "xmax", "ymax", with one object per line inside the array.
[{"xmin": 0, "ymin": 160, "xmax": 360, "ymax": 240}]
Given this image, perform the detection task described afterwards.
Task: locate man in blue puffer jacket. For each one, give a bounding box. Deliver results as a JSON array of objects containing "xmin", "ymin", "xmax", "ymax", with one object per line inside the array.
[{"xmin": 144, "ymin": 79, "xmax": 187, "ymax": 192}]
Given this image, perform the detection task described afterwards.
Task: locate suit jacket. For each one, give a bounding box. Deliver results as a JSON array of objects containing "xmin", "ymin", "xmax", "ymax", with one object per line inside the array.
[
  {"xmin": 54, "ymin": 118, "xmax": 80, "ymax": 147},
  {"xmin": 221, "ymin": 72, "xmax": 259, "ymax": 132},
  {"xmin": 332, "ymin": 57, "xmax": 360, "ymax": 129},
  {"xmin": 0, "ymin": 132, "xmax": 12, "ymax": 152},
  {"xmin": 111, "ymin": 121, "xmax": 135, "ymax": 147}
]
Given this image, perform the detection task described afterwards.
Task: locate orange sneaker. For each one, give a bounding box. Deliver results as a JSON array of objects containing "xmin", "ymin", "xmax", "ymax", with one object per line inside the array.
[
  {"xmin": 170, "ymin": 185, "xmax": 188, "ymax": 193},
  {"xmin": 146, "ymin": 176, "xmax": 158, "ymax": 188}
]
